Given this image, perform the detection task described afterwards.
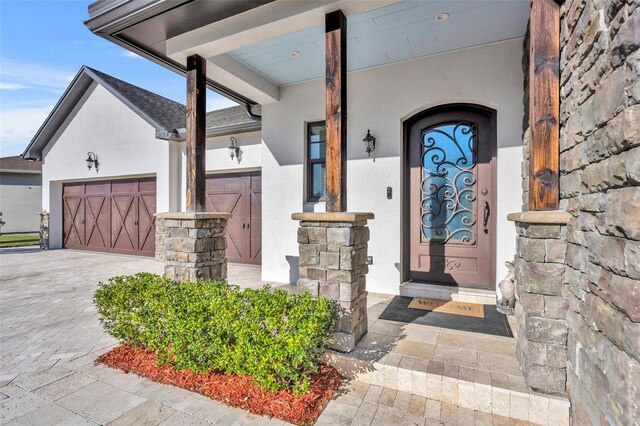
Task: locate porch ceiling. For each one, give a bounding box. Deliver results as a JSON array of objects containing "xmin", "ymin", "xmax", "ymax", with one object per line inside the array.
[
  {"xmin": 86, "ymin": 0, "xmax": 530, "ymax": 105},
  {"xmin": 229, "ymin": 0, "xmax": 531, "ymax": 86}
]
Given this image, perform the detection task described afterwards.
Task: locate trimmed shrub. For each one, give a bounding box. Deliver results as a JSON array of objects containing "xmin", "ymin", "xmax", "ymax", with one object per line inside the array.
[{"xmin": 94, "ymin": 273, "xmax": 334, "ymax": 394}]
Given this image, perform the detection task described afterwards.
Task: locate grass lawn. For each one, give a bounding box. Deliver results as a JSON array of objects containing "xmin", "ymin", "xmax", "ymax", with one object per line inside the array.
[{"xmin": 0, "ymin": 233, "xmax": 40, "ymax": 248}]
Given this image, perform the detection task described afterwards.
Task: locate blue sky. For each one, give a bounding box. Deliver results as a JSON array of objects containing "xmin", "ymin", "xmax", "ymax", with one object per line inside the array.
[{"xmin": 0, "ymin": 0, "xmax": 237, "ymax": 157}]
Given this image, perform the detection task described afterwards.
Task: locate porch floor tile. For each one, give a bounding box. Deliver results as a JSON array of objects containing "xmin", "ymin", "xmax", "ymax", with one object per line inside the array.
[{"xmin": 323, "ymin": 292, "xmax": 570, "ymax": 425}]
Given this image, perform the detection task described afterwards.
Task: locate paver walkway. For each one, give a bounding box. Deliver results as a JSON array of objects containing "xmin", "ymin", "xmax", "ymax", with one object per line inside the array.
[{"xmin": 1, "ymin": 248, "xmax": 528, "ymax": 425}]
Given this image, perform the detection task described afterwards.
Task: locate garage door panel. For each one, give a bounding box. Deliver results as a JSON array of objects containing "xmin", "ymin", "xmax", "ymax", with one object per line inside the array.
[
  {"xmin": 85, "ymin": 196, "xmax": 109, "ymax": 250},
  {"xmin": 138, "ymin": 193, "xmax": 156, "ymax": 255},
  {"xmin": 85, "ymin": 181, "xmax": 109, "ymax": 194},
  {"xmin": 63, "ymin": 178, "xmax": 156, "ymax": 256},
  {"xmin": 63, "ymin": 196, "xmax": 84, "ymax": 249},
  {"xmin": 63, "ymin": 183, "xmax": 84, "ymax": 195},
  {"xmin": 138, "ymin": 178, "xmax": 156, "ymax": 193},
  {"xmin": 250, "ymin": 192, "xmax": 262, "ymax": 262},
  {"xmin": 250, "ymin": 174, "xmax": 261, "ymax": 191},
  {"xmin": 206, "ymin": 172, "xmax": 261, "ymax": 265},
  {"xmin": 206, "ymin": 192, "xmax": 242, "ymax": 214},
  {"xmin": 111, "ymin": 195, "xmax": 137, "ymax": 252}
]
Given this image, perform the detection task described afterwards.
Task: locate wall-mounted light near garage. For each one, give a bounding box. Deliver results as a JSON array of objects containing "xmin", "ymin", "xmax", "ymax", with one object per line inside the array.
[
  {"xmin": 86, "ymin": 152, "xmax": 99, "ymax": 173},
  {"xmin": 228, "ymin": 137, "xmax": 242, "ymax": 163},
  {"xmin": 363, "ymin": 129, "xmax": 376, "ymax": 157}
]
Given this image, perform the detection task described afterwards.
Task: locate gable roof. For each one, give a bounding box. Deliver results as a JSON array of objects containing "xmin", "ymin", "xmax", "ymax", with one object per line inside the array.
[
  {"xmin": 22, "ymin": 67, "xmax": 261, "ymax": 161},
  {"xmin": 0, "ymin": 156, "xmax": 42, "ymax": 173},
  {"xmin": 87, "ymin": 67, "xmax": 187, "ymax": 133}
]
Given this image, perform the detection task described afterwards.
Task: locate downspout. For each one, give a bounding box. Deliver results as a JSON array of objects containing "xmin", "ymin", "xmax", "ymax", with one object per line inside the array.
[{"xmin": 245, "ymin": 103, "xmax": 262, "ymax": 121}]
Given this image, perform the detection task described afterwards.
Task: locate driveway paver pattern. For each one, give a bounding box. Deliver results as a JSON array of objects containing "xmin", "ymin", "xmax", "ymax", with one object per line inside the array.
[{"xmin": 1, "ymin": 248, "xmax": 529, "ymax": 425}]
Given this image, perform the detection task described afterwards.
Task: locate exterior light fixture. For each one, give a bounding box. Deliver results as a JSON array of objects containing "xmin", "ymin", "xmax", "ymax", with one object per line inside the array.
[
  {"xmin": 289, "ymin": 51, "xmax": 301, "ymax": 58},
  {"xmin": 363, "ymin": 130, "xmax": 376, "ymax": 157},
  {"xmin": 436, "ymin": 12, "xmax": 449, "ymax": 22},
  {"xmin": 228, "ymin": 137, "xmax": 242, "ymax": 163},
  {"xmin": 86, "ymin": 152, "xmax": 99, "ymax": 172}
]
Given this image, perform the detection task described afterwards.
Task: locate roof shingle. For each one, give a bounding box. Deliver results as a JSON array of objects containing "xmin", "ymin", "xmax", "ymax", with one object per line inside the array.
[{"xmin": 0, "ymin": 156, "xmax": 42, "ymax": 172}]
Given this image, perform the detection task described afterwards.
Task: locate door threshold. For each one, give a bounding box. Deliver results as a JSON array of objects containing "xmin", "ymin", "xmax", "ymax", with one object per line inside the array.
[{"xmin": 400, "ymin": 281, "xmax": 496, "ymax": 305}]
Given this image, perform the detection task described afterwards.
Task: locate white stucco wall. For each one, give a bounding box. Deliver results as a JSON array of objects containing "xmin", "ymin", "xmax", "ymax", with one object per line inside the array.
[
  {"xmin": 42, "ymin": 83, "xmax": 179, "ymax": 249},
  {"xmin": 0, "ymin": 172, "xmax": 42, "ymax": 233},
  {"xmin": 178, "ymin": 130, "xmax": 263, "ymax": 210},
  {"xmin": 262, "ymin": 39, "xmax": 525, "ymax": 294}
]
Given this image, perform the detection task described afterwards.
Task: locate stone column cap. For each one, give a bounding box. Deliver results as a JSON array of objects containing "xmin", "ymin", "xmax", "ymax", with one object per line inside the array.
[
  {"xmin": 156, "ymin": 212, "xmax": 232, "ymax": 220},
  {"xmin": 292, "ymin": 212, "xmax": 374, "ymax": 222},
  {"xmin": 507, "ymin": 210, "xmax": 571, "ymax": 224}
]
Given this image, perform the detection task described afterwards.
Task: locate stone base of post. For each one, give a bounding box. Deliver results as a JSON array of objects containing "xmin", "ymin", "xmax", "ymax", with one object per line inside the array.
[
  {"xmin": 155, "ymin": 212, "xmax": 230, "ymax": 282},
  {"xmin": 292, "ymin": 212, "xmax": 374, "ymax": 353},
  {"xmin": 39, "ymin": 211, "xmax": 50, "ymax": 250},
  {"xmin": 508, "ymin": 210, "xmax": 571, "ymax": 396}
]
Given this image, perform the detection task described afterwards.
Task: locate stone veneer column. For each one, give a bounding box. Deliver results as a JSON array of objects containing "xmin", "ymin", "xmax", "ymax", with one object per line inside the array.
[
  {"xmin": 155, "ymin": 212, "xmax": 230, "ymax": 282},
  {"xmin": 508, "ymin": 210, "xmax": 571, "ymax": 396},
  {"xmin": 292, "ymin": 212, "xmax": 374, "ymax": 353},
  {"xmin": 39, "ymin": 211, "xmax": 49, "ymax": 250}
]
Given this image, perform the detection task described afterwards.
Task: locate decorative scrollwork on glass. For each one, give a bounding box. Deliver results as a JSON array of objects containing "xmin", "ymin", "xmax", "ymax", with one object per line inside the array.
[{"xmin": 421, "ymin": 122, "xmax": 477, "ymax": 245}]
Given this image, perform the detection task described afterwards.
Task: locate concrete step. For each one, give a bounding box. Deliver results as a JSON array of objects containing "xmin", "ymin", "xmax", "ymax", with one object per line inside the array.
[
  {"xmin": 400, "ymin": 282, "xmax": 497, "ymax": 305},
  {"xmin": 324, "ymin": 350, "xmax": 570, "ymax": 426}
]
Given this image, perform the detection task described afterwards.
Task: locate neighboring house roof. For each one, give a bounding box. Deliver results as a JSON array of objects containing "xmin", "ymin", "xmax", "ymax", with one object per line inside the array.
[
  {"xmin": 0, "ymin": 156, "xmax": 42, "ymax": 174},
  {"xmin": 22, "ymin": 66, "xmax": 261, "ymax": 161}
]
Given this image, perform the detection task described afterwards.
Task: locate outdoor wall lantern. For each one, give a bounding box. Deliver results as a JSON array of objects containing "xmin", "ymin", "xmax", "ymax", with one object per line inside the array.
[
  {"xmin": 363, "ymin": 129, "xmax": 376, "ymax": 157},
  {"xmin": 228, "ymin": 136, "xmax": 242, "ymax": 163},
  {"xmin": 85, "ymin": 152, "xmax": 99, "ymax": 172}
]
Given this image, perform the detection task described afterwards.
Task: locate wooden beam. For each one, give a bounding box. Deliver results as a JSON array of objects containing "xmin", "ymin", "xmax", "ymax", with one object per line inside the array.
[
  {"xmin": 528, "ymin": 0, "xmax": 560, "ymax": 210},
  {"xmin": 325, "ymin": 10, "xmax": 347, "ymax": 212},
  {"xmin": 185, "ymin": 54, "xmax": 206, "ymax": 212}
]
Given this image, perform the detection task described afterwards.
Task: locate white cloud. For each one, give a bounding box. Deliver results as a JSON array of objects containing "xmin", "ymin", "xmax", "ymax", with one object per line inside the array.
[
  {"xmin": 0, "ymin": 82, "xmax": 30, "ymax": 90},
  {"xmin": 121, "ymin": 50, "xmax": 141, "ymax": 59},
  {"xmin": 0, "ymin": 60, "xmax": 75, "ymax": 93},
  {"xmin": 0, "ymin": 105, "xmax": 54, "ymax": 156},
  {"xmin": 206, "ymin": 94, "xmax": 238, "ymax": 112}
]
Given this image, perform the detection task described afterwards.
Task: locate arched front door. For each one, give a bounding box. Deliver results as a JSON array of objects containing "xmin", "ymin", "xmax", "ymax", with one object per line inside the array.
[{"xmin": 405, "ymin": 104, "xmax": 496, "ymax": 289}]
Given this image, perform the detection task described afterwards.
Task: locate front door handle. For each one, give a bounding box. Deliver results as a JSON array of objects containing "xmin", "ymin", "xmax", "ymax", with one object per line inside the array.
[{"xmin": 483, "ymin": 201, "xmax": 490, "ymax": 233}]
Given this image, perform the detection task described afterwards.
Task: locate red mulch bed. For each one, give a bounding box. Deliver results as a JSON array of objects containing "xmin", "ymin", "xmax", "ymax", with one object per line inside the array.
[{"xmin": 97, "ymin": 344, "xmax": 342, "ymax": 425}]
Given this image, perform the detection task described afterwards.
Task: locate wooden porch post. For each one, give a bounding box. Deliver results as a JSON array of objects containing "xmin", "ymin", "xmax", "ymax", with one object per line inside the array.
[
  {"xmin": 528, "ymin": 0, "xmax": 561, "ymax": 211},
  {"xmin": 325, "ymin": 10, "xmax": 347, "ymax": 212},
  {"xmin": 185, "ymin": 54, "xmax": 207, "ymax": 212}
]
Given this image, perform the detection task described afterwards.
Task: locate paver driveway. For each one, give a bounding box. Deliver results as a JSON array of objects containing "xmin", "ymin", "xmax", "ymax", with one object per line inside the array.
[
  {"xmin": 0, "ymin": 248, "xmax": 531, "ymax": 426},
  {"xmin": 0, "ymin": 248, "xmax": 285, "ymax": 425}
]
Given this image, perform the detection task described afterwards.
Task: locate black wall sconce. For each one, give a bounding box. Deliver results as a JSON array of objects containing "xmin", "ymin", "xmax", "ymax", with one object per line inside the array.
[
  {"xmin": 86, "ymin": 152, "xmax": 99, "ymax": 172},
  {"xmin": 228, "ymin": 136, "xmax": 242, "ymax": 163},
  {"xmin": 363, "ymin": 129, "xmax": 376, "ymax": 157}
]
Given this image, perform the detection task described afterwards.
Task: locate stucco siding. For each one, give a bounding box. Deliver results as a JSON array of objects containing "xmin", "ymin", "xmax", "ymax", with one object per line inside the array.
[
  {"xmin": 42, "ymin": 83, "xmax": 176, "ymax": 249},
  {"xmin": 0, "ymin": 172, "xmax": 42, "ymax": 233},
  {"xmin": 262, "ymin": 39, "xmax": 525, "ymax": 293},
  {"xmin": 178, "ymin": 130, "xmax": 263, "ymax": 211}
]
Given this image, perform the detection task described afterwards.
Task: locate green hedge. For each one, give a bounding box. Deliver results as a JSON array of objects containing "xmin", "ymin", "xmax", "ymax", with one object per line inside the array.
[{"xmin": 94, "ymin": 273, "xmax": 334, "ymax": 394}]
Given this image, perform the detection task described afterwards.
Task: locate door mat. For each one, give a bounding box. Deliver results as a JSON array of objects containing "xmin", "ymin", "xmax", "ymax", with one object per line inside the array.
[
  {"xmin": 379, "ymin": 296, "xmax": 513, "ymax": 337},
  {"xmin": 408, "ymin": 297, "xmax": 485, "ymax": 319}
]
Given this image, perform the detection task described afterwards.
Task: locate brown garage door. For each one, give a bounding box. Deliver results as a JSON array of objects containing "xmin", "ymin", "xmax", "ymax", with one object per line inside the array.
[
  {"xmin": 205, "ymin": 172, "xmax": 261, "ymax": 265},
  {"xmin": 63, "ymin": 177, "xmax": 156, "ymax": 256}
]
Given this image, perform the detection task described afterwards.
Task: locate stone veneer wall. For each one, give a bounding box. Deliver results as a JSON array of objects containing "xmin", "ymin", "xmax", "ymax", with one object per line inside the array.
[
  {"xmin": 155, "ymin": 212, "xmax": 229, "ymax": 282},
  {"xmin": 512, "ymin": 213, "xmax": 571, "ymax": 396},
  {"xmin": 293, "ymin": 213, "xmax": 372, "ymax": 353},
  {"xmin": 515, "ymin": 1, "xmax": 639, "ymax": 424},
  {"xmin": 559, "ymin": 1, "xmax": 640, "ymax": 424}
]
